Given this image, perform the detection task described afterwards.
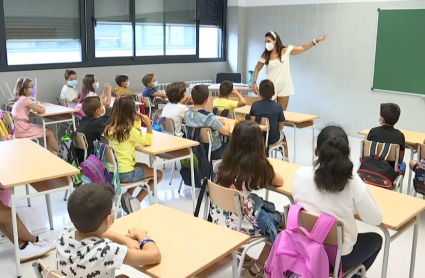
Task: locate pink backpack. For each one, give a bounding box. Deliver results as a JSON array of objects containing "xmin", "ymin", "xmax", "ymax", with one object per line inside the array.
[{"xmin": 265, "ymin": 205, "xmax": 338, "ymax": 278}]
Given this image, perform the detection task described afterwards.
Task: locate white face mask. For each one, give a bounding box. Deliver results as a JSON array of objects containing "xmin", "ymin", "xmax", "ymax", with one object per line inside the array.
[
  {"xmin": 94, "ymin": 82, "xmax": 100, "ymax": 89},
  {"xmin": 265, "ymin": 42, "xmax": 274, "ymax": 51},
  {"xmin": 379, "ymin": 117, "xmax": 384, "ymax": 125},
  {"xmin": 126, "ymin": 81, "xmax": 130, "ymax": 87}
]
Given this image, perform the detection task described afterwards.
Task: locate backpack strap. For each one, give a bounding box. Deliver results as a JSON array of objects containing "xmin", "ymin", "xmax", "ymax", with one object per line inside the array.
[
  {"xmin": 286, "ymin": 205, "xmax": 304, "ymax": 230},
  {"xmin": 379, "ymin": 143, "xmax": 392, "ymax": 160},
  {"xmin": 220, "ymin": 109, "xmax": 230, "ymax": 118},
  {"xmin": 158, "ymin": 116, "xmax": 166, "ymax": 126},
  {"xmin": 254, "ymin": 116, "xmax": 262, "ymax": 125},
  {"xmin": 198, "ymin": 109, "xmax": 211, "ymax": 116},
  {"xmin": 310, "ymin": 214, "xmax": 337, "ymax": 245},
  {"xmin": 369, "ymin": 141, "xmax": 378, "ymax": 156},
  {"xmin": 212, "ymin": 107, "xmax": 218, "ymax": 116},
  {"xmin": 153, "ymin": 114, "xmax": 158, "ymax": 125}
]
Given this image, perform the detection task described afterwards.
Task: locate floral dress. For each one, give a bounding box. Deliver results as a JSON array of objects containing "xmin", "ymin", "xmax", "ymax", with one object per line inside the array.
[{"xmin": 210, "ymin": 184, "xmax": 262, "ymax": 237}]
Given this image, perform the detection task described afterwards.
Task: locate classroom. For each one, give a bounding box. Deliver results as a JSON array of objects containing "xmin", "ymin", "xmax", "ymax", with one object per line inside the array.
[{"xmin": 0, "ymin": 0, "xmax": 425, "ymax": 277}]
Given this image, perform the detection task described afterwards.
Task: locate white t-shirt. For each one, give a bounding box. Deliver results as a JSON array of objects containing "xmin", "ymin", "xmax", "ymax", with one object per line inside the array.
[
  {"xmin": 161, "ymin": 102, "xmax": 188, "ymax": 137},
  {"xmin": 292, "ymin": 166, "xmax": 383, "ymax": 255},
  {"xmin": 76, "ymin": 91, "xmax": 106, "ymax": 111},
  {"xmin": 60, "ymin": 85, "xmax": 79, "ymax": 105},
  {"xmin": 56, "ymin": 226, "xmax": 127, "ymax": 278}
]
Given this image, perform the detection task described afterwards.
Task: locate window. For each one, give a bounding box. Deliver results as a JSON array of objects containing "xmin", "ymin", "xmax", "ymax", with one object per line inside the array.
[
  {"xmin": 135, "ymin": 0, "xmax": 164, "ymax": 56},
  {"xmin": 3, "ymin": 0, "xmax": 81, "ymax": 66},
  {"xmin": 94, "ymin": 0, "xmax": 132, "ymax": 57},
  {"xmin": 198, "ymin": 0, "xmax": 223, "ymax": 58}
]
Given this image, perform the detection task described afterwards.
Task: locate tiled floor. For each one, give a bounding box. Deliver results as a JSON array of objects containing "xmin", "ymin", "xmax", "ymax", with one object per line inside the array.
[{"xmin": 1, "ymin": 127, "xmax": 424, "ymax": 278}]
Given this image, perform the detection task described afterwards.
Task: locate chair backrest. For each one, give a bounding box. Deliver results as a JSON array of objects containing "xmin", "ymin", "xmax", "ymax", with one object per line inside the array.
[
  {"xmin": 213, "ymin": 108, "xmax": 235, "ymax": 119},
  {"xmin": 143, "ymin": 97, "xmax": 152, "ymax": 118},
  {"xmin": 74, "ymin": 132, "xmax": 88, "ymax": 160},
  {"xmin": 57, "ymin": 97, "xmax": 69, "ymax": 107},
  {"xmin": 161, "ymin": 117, "xmax": 175, "ymax": 135},
  {"xmin": 200, "ymin": 127, "xmax": 212, "ymax": 144},
  {"xmin": 33, "ymin": 260, "xmax": 65, "ymax": 278},
  {"xmin": 1, "ymin": 111, "xmax": 14, "ymax": 134},
  {"xmin": 207, "ymin": 180, "xmax": 243, "ymax": 216},
  {"xmin": 419, "ymin": 144, "xmax": 425, "ymax": 160},
  {"xmin": 104, "ymin": 145, "xmax": 117, "ymax": 171},
  {"xmin": 216, "ymin": 73, "xmax": 242, "ymax": 84},
  {"xmin": 361, "ymin": 140, "xmax": 399, "ymax": 170}
]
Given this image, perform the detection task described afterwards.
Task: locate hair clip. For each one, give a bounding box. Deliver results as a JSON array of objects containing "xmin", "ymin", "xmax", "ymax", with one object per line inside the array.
[{"xmin": 120, "ymin": 95, "xmax": 124, "ymax": 99}]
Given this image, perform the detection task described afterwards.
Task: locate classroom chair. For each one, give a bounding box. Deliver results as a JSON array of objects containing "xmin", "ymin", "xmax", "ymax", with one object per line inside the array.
[
  {"xmin": 216, "ymin": 73, "xmax": 242, "ymax": 84},
  {"xmin": 360, "ymin": 140, "xmax": 404, "ymax": 192},
  {"xmin": 178, "ymin": 128, "xmax": 214, "ymax": 193},
  {"xmin": 104, "ymin": 145, "xmax": 154, "ymax": 218},
  {"xmin": 203, "ymin": 179, "xmax": 270, "ymax": 277},
  {"xmin": 213, "ymin": 108, "xmax": 236, "ymax": 119},
  {"xmin": 283, "ymin": 205, "xmax": 366, "ymax": 278},
  {"xmin": 32, "ymin": 260, "xmax": 65, "ymax": 278},
  {"xmin": 412, "ymin": 143, "xmax": 425, "ymax": 198},
  {"xmin": 2, "ymin": 110, "xmax": 41, "ymax": 144},
  {"xmin": 56, "ymin": 97, "xmax": 69, "ymax": 107},
  {"xmin": 160, "ymin": 117, "xmax": 180, "ymax": 185},
  {"xmin": 63, "ymin": 132, "xmax": 88, "ymax": 201}
]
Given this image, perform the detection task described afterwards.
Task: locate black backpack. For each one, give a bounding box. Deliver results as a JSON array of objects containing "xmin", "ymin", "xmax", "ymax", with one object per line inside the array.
[
  {"xmin": 212, "ymin": 107, "xmax": 230, "ymax": 118},
  {"xmin": 358, "ymin": 141, "xmax": 398, "ymax": 190},
  {"xmin": 413, "ymin": 160, "xmax": 425, "ymax": 195}
]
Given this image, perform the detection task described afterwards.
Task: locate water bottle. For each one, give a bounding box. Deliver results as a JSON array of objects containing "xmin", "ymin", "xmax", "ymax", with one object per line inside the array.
[{"xmin": 248, "ymin": 70, "xmax": 254, "ymax": 89}]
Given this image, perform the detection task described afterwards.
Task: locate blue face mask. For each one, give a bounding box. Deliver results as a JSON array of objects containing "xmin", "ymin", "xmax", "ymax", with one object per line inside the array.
[
  {"xmin": 67, "ymin": 80, "xmax": 78, "ymax": 87},
  {"xmin": 153, "ymin": 81, "xmax": 158, "ymax": 88}
]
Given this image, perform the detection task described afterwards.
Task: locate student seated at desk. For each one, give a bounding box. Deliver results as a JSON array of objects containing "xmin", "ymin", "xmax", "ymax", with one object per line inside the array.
[
  {"xmin": 76, "ymin": 96, "xmax": 106, "ymax": 163},
  {"xmin": 161, "ymin": 82, "xmax": 191, "ymax": 137},
  {"xmin": 114, "ymin": 75, "xmax": 132, "ymax": 96},
  {"xmin": 213, "ymin": 80, "xmax": 246, "ymax": 111},
  {"xmin": 60, "ymin": 69, "xmax": 79, "ymax": 108},
  {"xmin": 185, "ymin": 85, "xmax": 230, "ymax": 160},
  {"xmin": 142, "ymin": 73, "xmax": 167, "ymax": 102},
  {"xmin": 76, "ymin": 74, "xmax": 112, "ymax": 117},
  {"xmin": 367, "ymin": 103, "xmax": 406, "ymax": 173},
  {"xmin": 57, "ymin": 183, "xmax": 161, "ymax": 278},
  {"xmin": 293, "ymin": 126, "xmax": 383, "ymax": 277},
  {"xmin": 249, "ymin": 79, "xmax": 288, "ymax": 157},
  {"xmin": 0, "ymin": 196, "xmax": 56, "ymax": 262},
  {"xmin": 11, "ymin": 77, "xmax": 59, "ymax": 155},
  {"xmin": 213, "ymin": 120, "xmax": 284, "ymax": 277},
  {"xmin": 106, "ymin": 95, "xmax": 163, "ymax": 214}
]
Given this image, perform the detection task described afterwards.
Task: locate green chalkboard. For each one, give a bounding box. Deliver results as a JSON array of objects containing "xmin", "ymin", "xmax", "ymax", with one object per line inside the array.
[{"xmin": 373, "ymin": 9, "xmax": 425, "ymax": 95}]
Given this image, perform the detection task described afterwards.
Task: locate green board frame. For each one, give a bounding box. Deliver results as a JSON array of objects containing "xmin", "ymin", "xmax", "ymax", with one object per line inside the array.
[{"xmin": 373, "ymin": 9, "xmax": 425, "ymax": 95}]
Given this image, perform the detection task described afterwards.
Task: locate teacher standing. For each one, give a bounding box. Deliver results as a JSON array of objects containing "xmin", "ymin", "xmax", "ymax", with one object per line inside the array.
[{"xmin": 252, "ymin": 31, "xmax": 326, "ymax": 110}]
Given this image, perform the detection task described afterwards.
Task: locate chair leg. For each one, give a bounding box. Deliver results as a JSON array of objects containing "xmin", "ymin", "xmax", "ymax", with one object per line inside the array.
[
  {"xmin": 178, "ymin": 179, "xmax": 184, "ymax": 193},
  {"xmin": 45, "ymin": 194, "xmax": 54, "ymax": 230},
  {"xmin": 63, "ymin": 190, "xmax": 68, "ymax": 201},
  {"xmin": 169, "ymin": 166, "xmax": 175, "ymax": 185},
  {"xmin": 25, "ymin": 185, "xmax": 31, "ymax": 207}
]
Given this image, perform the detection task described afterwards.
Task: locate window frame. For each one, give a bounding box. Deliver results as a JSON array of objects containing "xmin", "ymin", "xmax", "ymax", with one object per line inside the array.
[{"xmin": 0, "ymin": 0, "xmax": 226, "ymax": 72}]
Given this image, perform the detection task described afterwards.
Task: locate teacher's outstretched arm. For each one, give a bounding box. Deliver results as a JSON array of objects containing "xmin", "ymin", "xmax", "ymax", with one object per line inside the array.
[{"xmin": 291, "ymin": 34, "xmax": 326, "ymax": 55}]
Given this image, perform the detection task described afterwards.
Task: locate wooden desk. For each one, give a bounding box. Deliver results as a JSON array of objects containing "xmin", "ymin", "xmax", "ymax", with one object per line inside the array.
[
  {"xmin": 205, "ymin": 96, "xmax": 260, "ymax": 112},
  {"xmin": 189, "ymin": 83, "xmax": 254, "ymax": 93},
  {"xmin": 110, "ymin": 204, "xmax": 249, "ymax": 278},
  {"xmin": 31, "ymin": 103, "xmax": 78, "ymax": 148},
  {"xmin": 136, "ymin": 131, "xmax": 199, "ymax": 209},
  {"xmin": 268, "ymin": 158, "xmax": 425, "ymax": 278},
  {"xmin": 217, "ymin": 116, "xmax": 268, "ymax": 134},
  {"xmin": 109, "ymin": 96, "xmax": 144, "ymax": 108},
  {"xmin": 234, "ymin": 107, "xmax": 320, "ymax": 163},
  {"xmin": 0, "ymin": 139, "xmax": 79, "ymax": 277},
  {"xmin": 359, "ymin": 129, "xmax": 425, "ymax": 195}
]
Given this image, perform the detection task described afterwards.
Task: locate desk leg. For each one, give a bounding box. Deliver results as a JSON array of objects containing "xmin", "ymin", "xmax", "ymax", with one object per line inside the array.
[
  {"xmin": 265, "ymin": 189, "xmax": 269, "ymax": 201},
  {"xmin": 190, "ymin": 148, "xmax": 195, "ymax": 212},
  {"xmin": 231, "ymin": 251, "xmax": 238, "ymax": 278},
  {"xmin": 10, "ymin": 187, "xmax": 22, "ymax": 277},
  {"xmin": 312, "ymin": 124, "xmax": 315, "ymax": 164},
  {"xmin": 293, "ymin": 126, "xmax": 297, "ymax": 163},
  {"xmin": 407, "ymin": 145, "xmax": 415, "ymax": 195},
  {"xmin": 42, "ymin": 118, "xmax": 47, "ymax": 149},
  {"xmin": 153, "ymin": 157, "xmax": 158, "ymax": 204},
  {"xmin": 409, "ymin": 217, "xmax": 419, "ymax": 278},
  {"xmin": 72, "ymin": 114, "xmax": 76, "ymax": 131},
  {"xmin": 377, "ymin": 226, "xmax": 391, "ymax": 278}
]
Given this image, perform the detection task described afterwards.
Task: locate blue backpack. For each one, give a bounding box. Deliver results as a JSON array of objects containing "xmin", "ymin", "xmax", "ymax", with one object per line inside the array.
[{"xmin": 152, "ymin": 115, "xmax": 166, "ymax": 132}]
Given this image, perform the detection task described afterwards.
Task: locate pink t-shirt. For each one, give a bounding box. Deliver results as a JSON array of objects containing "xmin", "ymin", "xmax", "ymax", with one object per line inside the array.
[{"xmin": 11, "ymin": 96, "xmax": 44, "ymax": 138}]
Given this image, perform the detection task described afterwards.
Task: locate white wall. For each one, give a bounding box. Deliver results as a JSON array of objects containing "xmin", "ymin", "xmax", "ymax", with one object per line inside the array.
[
  {"xmin": 229, "ymin": 0, "xmax": 413, "ymax": 6},
  {"xmin": 0, "ymin": 62, "xmax": 226, "ymax": 107},
  {"xmin": 243, "ymin": 1, "xmax": 425, "ymax": 137}
]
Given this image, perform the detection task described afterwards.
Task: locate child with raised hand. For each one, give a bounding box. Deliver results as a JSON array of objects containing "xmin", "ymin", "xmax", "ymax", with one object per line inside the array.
[
  {"xmin": 76, "ymin": 74, "xmax": 112, "ymax": 110},
  {"xmin": 11, "ymin": 77, "xmax": 59, "ymax": 154},
  {"xmin": 57, "ymin": 182, "xmax": 161, "ymax": 278},
  {"xmin": 213, "ymin": 80, "xmax": 246, "ymax": 110},
  {"xmin": 114, "ymin": 75, "xmax": 132, "ymax": 96},
  {"xmin": 212, "ymin": 120, "xmax": 284, "ymax": 277},
  {"xmin": 105, "ymin": 95, "xmax": 163, "ymax": 213},
  {"xmin": 293, "ymin": 126, "xmax": 383, "ymax": 277},
  {"xmin": 60, "ymin": 69, "xmax": 80, "ymax": 107}
]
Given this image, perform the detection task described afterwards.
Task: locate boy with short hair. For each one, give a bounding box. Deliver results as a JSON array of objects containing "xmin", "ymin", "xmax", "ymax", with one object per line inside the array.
[
  {"xmin": 367, "ymin": 103, "xmax": 405, "ymax": 171},
  {"xmin": 56, "ymin": 183, "xmax": 161, "ymax": 278},
  {"xmin": 76, "ymin": 97, "xmax": 106, "ymax": 162},
  {"xmin": 114, "ymin": 75, "xmax": 131, "ymax": 96},
  {"xmin": 213, "ymin": 80, "xmax": 246, "ymax": 110},
  {"xmin": 162, "ymin": 82, "xmax": 192, "ymax": 137},
  {"xmin": 141, "ymin": 73, "xmax": 167, "ymax": 102},
  {"xmin": 185, "ymin": 85, "xmax": 230, "ymax": 160},
  {"xmin": 250, "ymin": 79, "xmax": 286, "ymax": 148}
]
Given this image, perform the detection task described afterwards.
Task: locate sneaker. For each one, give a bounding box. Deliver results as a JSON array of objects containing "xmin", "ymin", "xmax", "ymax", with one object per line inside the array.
[
  {"xmin": 129, "ymin": 198, "xmax": 141, "ymax": 213},
  {"xmin": 121, "ymin": 192, "xmax": 132, "ymax": 214},
  {"xmin": 20, "ymin": 243, "xmax": 52, "ymax": 262},
  {"xmin": 35, "ymin": 238, "xmax": 57, "ymax": 250}
]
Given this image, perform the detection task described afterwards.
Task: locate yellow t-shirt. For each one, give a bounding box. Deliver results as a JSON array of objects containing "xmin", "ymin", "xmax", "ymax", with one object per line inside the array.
[
  {"xmin": 213, "ymin": 98, "xmax": 239, "ymax": 111},
  {"xmin": 114, "ymin": 86, "xmax": 132, "ymax": 96},
  {"xmin": 107, "ymin": 120, "xmax": 153, "ymax": 173}
]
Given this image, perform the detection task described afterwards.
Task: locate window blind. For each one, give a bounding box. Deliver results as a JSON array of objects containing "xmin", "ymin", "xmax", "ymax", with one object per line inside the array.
[
  {"xmin": 164, "ymin": 0, "xmax": 196, "ymax": 25},
  {"xmin": 198, "ymin": 0, "xmax": 223, "ymax": 27}
]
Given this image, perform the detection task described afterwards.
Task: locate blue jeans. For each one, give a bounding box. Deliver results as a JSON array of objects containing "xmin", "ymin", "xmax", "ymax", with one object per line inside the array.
[
  {"xmin": 250, "ymin": 193, "xmax": 282, "ymax": 243},
  {"xmin": 119, "ymin": 167, "xmax": 146, "ymax": 183}
]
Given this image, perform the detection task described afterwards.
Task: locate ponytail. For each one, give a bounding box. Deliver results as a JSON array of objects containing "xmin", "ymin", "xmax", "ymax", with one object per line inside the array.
[{"xmin": 314, "ymin": 126, "xmax": 353, "ymax": 193}]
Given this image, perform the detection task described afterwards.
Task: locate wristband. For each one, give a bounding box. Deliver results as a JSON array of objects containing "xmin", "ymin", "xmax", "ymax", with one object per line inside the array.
[
  {"xmin": 139, "ymin": 238, "xmax": 155, "ymax": 249},
  {"xmin": 252, "ymin": 81, "xmax": 256, "ymax": 84}
]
